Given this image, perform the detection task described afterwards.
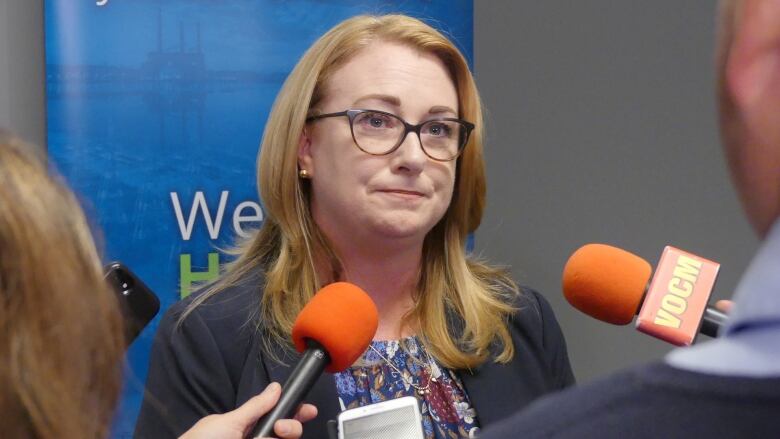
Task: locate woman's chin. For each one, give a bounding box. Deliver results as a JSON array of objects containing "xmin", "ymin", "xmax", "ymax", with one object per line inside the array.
[{"xmin": 366, "ymin": 218, "xmax": 437, "ymax": 242}]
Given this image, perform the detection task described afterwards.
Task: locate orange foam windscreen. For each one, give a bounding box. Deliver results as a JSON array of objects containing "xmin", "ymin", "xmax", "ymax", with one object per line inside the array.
[
  {"xmin": 563, "ymin": 244, "xmax": 653, "ymax": 325},
  {"xmin": 291, "ymin": 282, "xmax": 378, "ymax": 373}
]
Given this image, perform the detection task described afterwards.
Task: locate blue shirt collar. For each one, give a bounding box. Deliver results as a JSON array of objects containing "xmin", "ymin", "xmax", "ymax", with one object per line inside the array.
[{"xmin": 724, "ymin": 218, "xmax": 780, "ymax": 335}]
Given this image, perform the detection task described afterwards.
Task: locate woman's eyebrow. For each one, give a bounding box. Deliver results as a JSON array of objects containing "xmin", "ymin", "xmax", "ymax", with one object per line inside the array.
[
  {"xmin": 429, "ymin": 105, "xmax": 457, "ymax": 116},
  {"xmin": 352, "ymin": 94, "xmax": 401, "ymax": 107}
]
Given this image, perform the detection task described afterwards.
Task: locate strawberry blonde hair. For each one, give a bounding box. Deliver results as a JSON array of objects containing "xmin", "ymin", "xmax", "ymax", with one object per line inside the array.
[{"xmin": 186, "ymin": 15, "xmax": 517, "ymax": 369}]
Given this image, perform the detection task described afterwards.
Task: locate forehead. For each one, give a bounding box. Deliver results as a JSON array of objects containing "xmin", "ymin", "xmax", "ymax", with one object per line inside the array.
[{"xmin": 320, "ymin": 41, "xmax": 459, "ymax": 115}]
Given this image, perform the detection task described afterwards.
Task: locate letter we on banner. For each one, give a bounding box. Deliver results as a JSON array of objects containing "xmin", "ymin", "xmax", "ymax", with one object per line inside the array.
[{"xmin": 170, "ymin": 191, "xmax": 262, "ymax": 297}]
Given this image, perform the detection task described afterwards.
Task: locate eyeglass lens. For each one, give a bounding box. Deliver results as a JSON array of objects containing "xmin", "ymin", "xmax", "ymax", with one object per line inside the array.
[{"xmin": 351, "ymin": 111, "xmax": 466, "ymax": 161}]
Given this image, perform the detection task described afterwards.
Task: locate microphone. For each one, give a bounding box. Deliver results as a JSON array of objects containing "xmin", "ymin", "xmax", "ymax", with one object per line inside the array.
[
  {"xmin": 248, "ymin": 282, "xmax": 378, "ymax": 439},
  {"xmin": 563, "ymin": 244, "xmax": 727, "ymax": 346}
]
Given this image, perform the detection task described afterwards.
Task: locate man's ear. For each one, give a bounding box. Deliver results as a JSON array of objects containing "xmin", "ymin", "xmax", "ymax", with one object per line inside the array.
[
  {"xmin": 297, "ymin": 127, "xmax": 314, "ymax": 177},
  {"xmin": 725, "ymin": 0, "xmax": 780, "ymax": 112}
]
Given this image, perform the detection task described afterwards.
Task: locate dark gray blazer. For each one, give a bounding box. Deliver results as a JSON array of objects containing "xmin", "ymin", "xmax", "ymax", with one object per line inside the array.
[{"xmin": 133, "ymin": 272, "xmax": 575, "ymax": 438}]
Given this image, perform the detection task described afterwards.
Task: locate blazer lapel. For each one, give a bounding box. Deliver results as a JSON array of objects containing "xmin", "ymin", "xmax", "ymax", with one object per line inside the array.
[
  {"xmin": 458, "ymin": 357, "xmax": 525, "ymax": 429},
  {"xmin": 449, "ymin": 305, "xmax": 526, "ymax": 429}
]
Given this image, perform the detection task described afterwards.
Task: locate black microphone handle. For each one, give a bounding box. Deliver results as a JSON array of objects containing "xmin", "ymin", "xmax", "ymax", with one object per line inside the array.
[
  {"xmin": 248, "ymin": 340, "xmax": 330, "ymax": 439},
  {"xmin": 700, "ymin": 306, "xmax": 728, "ymax": 338}
]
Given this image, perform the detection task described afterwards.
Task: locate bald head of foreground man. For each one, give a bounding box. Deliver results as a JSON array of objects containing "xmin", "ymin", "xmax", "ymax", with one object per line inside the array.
[{"xmin": 480, "ymin": 1, "xmax": 780, "ymax": 438}]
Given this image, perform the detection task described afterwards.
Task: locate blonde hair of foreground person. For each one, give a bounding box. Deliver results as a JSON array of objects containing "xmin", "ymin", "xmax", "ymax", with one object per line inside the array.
[
  {"xmin": 0, "ymin": 133, "xmax": 124, "ymax": 439},
  {"xmin": 183, "ymin": 14, "xmax": 517, "ymax": 369}
]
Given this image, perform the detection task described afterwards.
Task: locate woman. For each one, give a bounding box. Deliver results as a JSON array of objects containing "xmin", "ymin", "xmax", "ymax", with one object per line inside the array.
[
  {"xmin": 136, "ymin": 14, "xmax": 574, "ymax": 439},
  {"xmin": 0, "ymin": 134, "xmax": 125, "ymax": 439},
  {"xmin": 0, "ymin": 133, "xmax": 311, "ymax": 439}
]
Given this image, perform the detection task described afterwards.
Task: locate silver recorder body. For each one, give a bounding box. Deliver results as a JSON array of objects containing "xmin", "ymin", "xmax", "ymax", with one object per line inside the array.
[{"xmin": 337, "ymin": 396, "xmax": 425, "ymax": 439}]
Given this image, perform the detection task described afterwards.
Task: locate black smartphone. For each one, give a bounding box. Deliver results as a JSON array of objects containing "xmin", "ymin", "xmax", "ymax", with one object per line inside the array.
[{"xmin": 104, "ymin": 262, "xmax": 160, "ymax": 345}]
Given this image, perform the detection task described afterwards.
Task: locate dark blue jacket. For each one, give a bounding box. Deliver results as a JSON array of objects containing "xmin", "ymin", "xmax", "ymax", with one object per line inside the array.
[
  {"xmin": 481, "ymin": 361, "xmax": 780, "ymax": 438},
  {"xmin": 134, "ymin": 272, "xmax": 574, "ymax": 438}
]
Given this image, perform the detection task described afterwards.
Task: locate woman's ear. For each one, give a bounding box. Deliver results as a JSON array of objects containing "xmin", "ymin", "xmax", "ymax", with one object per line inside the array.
[
  {"xmin": 297, "ymin": 127, "xmax": 314, "ymax": 177},
  {"xmin": 725, "ymin": 0, "xmax": 780, "ymax": 113}
]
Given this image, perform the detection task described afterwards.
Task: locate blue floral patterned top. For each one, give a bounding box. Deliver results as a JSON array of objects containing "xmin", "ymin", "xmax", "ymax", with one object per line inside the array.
[{"xmin": 334, "ymin": 336, "xmax": 479, "ymax": 438}]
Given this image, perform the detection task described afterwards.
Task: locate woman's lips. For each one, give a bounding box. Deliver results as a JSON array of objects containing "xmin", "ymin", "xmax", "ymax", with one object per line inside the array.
[{"xmin": 377, "ymin": 189, "xmax": 426, "ymax": 199}]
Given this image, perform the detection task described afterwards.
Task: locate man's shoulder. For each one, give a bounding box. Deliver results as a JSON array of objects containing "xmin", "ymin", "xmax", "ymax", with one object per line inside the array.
[{"xmin": 482, "ymin": 361, "xmax": 780, "ymax": 438}]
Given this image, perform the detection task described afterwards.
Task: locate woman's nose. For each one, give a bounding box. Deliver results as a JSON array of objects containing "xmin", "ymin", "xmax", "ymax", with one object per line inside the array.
[{"xmin": 391, "ymin": 131, "xmax": 427, "ymax": 174}]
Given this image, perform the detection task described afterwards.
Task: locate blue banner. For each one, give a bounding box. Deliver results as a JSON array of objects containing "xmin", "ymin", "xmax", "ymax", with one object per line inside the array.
[{"xmin": 44, "ymin": 1, "xmax": 472, "ymax": 436}]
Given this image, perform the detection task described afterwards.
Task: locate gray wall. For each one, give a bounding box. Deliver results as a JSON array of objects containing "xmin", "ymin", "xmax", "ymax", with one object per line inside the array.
[
  {"xmin": 474, "ymin": 1, "xmax": 759, "ymax": 382},
  {"xmin": 0, "ymin": 1, "xmax": 760, "ymax": 383},
  {"xmin": 0, "ymin": 0, "xmax": 45, "ymax": 148}
]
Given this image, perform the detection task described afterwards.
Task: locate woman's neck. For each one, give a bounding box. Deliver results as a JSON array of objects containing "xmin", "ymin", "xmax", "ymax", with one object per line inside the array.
[{"xmin": 317, "ymin": 238, "xmax": 422, "ymax": 341}]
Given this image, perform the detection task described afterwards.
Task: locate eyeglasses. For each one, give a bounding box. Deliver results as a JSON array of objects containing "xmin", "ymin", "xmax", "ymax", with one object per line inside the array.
[{"xmin": 306, "ymin": 109, "xmax": 474, "ymax": 162}]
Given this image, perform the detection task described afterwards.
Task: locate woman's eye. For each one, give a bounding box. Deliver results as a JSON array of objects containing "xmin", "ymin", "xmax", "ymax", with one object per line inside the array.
[
  {"xmin": 427, "ymin": 123, "xmax": 451, "ymax": 137},
  {"xmin": 358, "ymin": 112, "xmax": 394, "ymax": 129}
]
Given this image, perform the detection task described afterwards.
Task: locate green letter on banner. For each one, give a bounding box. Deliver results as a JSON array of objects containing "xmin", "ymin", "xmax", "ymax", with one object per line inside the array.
[{"xmin": 180, "ymin": 252, "xmax": 220, "ymax": 298}]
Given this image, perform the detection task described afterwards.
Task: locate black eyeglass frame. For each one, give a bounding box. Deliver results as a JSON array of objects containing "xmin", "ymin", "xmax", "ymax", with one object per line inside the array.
[{"xmin": 306, "ymin": 109, "xmax": 475, "ymax": 162}]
